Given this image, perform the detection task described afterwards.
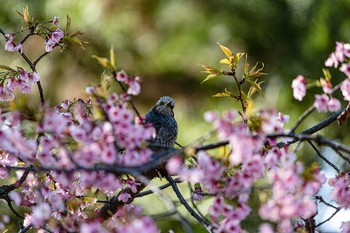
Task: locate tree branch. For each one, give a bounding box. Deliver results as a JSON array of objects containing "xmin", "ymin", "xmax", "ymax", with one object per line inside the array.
[{"xmin": 166, "ymin": 175, "xmax": 214, "ymax": 233}]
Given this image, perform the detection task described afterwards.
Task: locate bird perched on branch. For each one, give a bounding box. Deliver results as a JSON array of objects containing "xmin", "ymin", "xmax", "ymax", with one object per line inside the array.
[
  {"xmin": 144, "ymin": 96, "xmax": 178, "ymax": 179},
  {"xmin": 145, "ymin": 96, "xmax": 178, "ymax": 149}
]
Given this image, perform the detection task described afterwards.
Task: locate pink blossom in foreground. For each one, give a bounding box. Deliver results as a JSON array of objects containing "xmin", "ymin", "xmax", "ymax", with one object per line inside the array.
[
  {"xmin": 314, "ymin": 94, "xmax": 329, "ymax": 112},
  {"xmin": 341, "ymin": 222, "xmax": 350, "ymax": 233},
  {"xmin": 292, "ymin": 75, "xmax": 307, "ymax": 101},
  {"xmin": 340, "ymin": 63, "xmax": 350, "ymax": 77},
  {"xmin": 325, "ymin": 42, "xmax": 350, "ymax": 68},
  {"xmin": 341, "ymin": 78, "xmax": 350, "ymax": 101},
  {"xmin": 126, "ymin": 76, "xmax": 141, "ymax": 95},
  {"xmin": 329, "ymin": 174, "xmax": 350, "ymax": 208},
  {"xmin": 327, "ymin": 97, "xmax": 341, "ymax": 112}
]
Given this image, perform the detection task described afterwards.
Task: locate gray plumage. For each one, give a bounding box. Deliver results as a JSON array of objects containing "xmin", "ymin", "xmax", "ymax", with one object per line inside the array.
[{"xmin": 145, "ymin": 96, "xmax": 178, "ymax": 148}]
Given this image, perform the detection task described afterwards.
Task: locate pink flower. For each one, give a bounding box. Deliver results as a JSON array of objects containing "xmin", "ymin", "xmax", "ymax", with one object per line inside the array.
[
  {"xmin": 118, "ymin": 191, "xmax": 132, "ymax": 203},
  {"xmin": 341, "ymin": 222, "xmax": 350, "ymax": 233},
  {"xmin": 320, "ymin": 78, "xmax": 332, "ymax": 94},
  {"xmin": 314, "ymin": 94, "xmax": 329, "ymax": 112},
  {"xmin": 45, "ymin": 39, "xmax": 56, "ymax": 52},
  {"xmin": 325, "ymin": 52, "xmax": 339, "ymax": 68},
  {"xmin": 166, "ymin": 156, "xmax": 182, "ymax": 175},
  {"xmin": 341, "ymin": 78, "xmax": 350, "ymax": 101},
  {"xmin": 340, "ymin": 63, "xmax": 350, "ymax": 77},
  {"xmin": 116, "ymin": 70, "xmax": 128, "ymax": 82},
  {"xmin": 329, "ymin": 174, "xmax": 350, "ymax": 208},
  {"xmin": 50, "ymin": 29, "xmax": 64, "ymax": 43},
  {"xmin": 126, "ymin": 76, "xmax": 141, "ymax": 96},
  {"xmin": 52, "ymin": 16, "xmax": 60, "ymax": 26},
  {"xmin": 328, "ymin": 98, "xmax": 341, "ymax": 112},
  {"xmin": 31, "ymin": 203, "xmax": 51, "ymax": 227},
  {"xmin": 291, "ymin": 75, "xmax": 307, "ymax": 101}
]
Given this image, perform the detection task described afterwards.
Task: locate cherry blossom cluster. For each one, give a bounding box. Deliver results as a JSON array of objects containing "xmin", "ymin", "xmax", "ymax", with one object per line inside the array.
[
  {"xmin": 116, "ymin": 70, "xmax": 141, "ymax": 96},
  {"xmin": 4, "ymin": 33, "xmax": 23, "ymax": 52},
  {"xmin": 329, "ymin": 173, "xmax": 350, "ymax": 208},
  {"xmin": 0, "ymin": 68, "xmax": 40, "ymax": 101},
  {"xmin": 0, "ymin": 88, "xmax": 159, "ymax": 231},
  {"xmin": 167, "ymin": 108, "xmax": 327, "ymax": 232},
  {"xmin": 292, "ymin": 42, "xmax": 350, "ymax": 113}
]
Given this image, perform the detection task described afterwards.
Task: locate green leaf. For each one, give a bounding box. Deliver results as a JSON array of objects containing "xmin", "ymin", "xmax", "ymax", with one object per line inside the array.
[
  {"xmin": 220, "ymin": 58, "xmax": 230, "ymax": 65},
  {"xmin": 92, "ymin": 55, "xmax": 111, "ymax": 68},
  {"xmin": 110, "ymin": 45, "xmax": 116, "ymax": 71},
  {"xmin": 218, "ymin": 43, "xmax": 232, "ymax": 59},
  {"xmin": 248, "ymin": 62, "xmax": 267, "ymax": 79},
  {"xmin": 64, "ymin": 36, "xmax": 85, "ymax": 49},
  {"xmin": 244, "ymin": 54, "xmax": 249, "ymax": 77},
  {"xmin": 66, "ymin": 15, "xmax": 71, "ymax": 34},
  {"xmin": 212, "ymin": 88, "xmax": 233, "ymax": 97},
  {"xmin": 201, "ymin": 73, "xmax": 220, "ymax": 84},
  {"xmin": 0, "ymin": 65, "xmax": 14, "ymax": 71},
  {"xmin": 246, "ymin": 79, "xmax": 264, "ymax": 97},
  {"xmin": 322, "ymin": 68, "xmax": 332, "ymax": 81}
]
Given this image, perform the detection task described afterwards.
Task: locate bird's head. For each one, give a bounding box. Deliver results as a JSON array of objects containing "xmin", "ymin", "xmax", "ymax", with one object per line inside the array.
[{"xmin": 153, "ymin": 96, "xmax": 175, "ymax": 117}]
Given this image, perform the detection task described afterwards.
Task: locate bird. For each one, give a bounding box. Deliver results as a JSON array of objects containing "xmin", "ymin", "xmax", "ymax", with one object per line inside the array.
[
  {"xmin": 144, "ymin": 96, "xmax": 178, "ymax": 179},
  {"xmin": 145, "ymin": 96, "xmax": 178, "ymax": 149}
]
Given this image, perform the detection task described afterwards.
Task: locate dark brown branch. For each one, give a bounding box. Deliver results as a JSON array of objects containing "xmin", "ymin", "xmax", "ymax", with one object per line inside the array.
[
  {"xmin": 136, "ymin": 178, "xmax": 181, "ymax": 198},
  {"xmin": 166, "ymin": 176, "xmax": 213, "ymax": 233},
  {"xmin": 290, "ymin": 106, "xmax": 315, "ymax": 133},
  {"xmin": 307, "ymin": 140, "xmax": 340, "ymax": 173}
]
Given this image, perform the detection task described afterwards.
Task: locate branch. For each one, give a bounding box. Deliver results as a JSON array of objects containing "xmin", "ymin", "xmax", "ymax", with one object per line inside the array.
[
  {"xmin": 166, "ymin": 176, "xmax": 214, "ymax": 233},
  {"xmin": 136, "ymin": 178, "xmax": 182, "ymax": 198},
  {"xmin": 290, "ymin": 106, "xmax": 315, "ymax": 133},
  {"xmin": 307, "ymin": 140, "xmax": 340, "ymax": 173}
]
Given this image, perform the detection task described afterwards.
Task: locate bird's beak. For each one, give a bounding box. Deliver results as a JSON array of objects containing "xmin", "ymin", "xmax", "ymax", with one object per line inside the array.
[{"xmin": 165, "ymin": 101, "xmax": 173, "ymax": 109}]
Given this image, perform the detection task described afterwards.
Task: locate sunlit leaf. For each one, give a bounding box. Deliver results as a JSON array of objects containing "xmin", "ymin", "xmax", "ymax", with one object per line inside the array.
[
  {"xmin": 220, "ymin": 58, "xmax": 230, "ymax": 65},
  {"xmin": 23, "ymin": 5, "xmax": 32, "ymax": 25},
  {"xmin": 244, "ymin": 54, "xmax": 249, "ymax": 76},
  {"xmin": 201, "ymin": 73, "xmax": 220, "ymax": 84},
  {"xmin": 322, "ymin": 68, "xmax": 332, "ymax": 81},
  {"xmin": 201, "ymin": 64, "xmax": 221, "ymax": 74},
  {"xmin": 246, "ymin": 79, "xmax": 264, "ymax": 97},
  {"xmin": 92, "ymin": 55, "xmax": 111, "ymax": 68},
  {"xmin": 213, "ymin": 89, "xmax": 233, "ymax": 97},
  {"xmin": 83, "ymin": 197, "xmax": 97, "ymax": 204},
  {"xmin": 248, "ymin": 62, "xmax": 267, "ymax": 79},
  {"xmin": 110, "ymin": 44, "xmax": 117, "ymax": 70},
  {"xmin": 218, "ymin": 43, "xmax": 232, "ymax": 59},
  {"xmin": 246, "ymin": 99, "xmax": 254, "ymax": 117},
  {"xmin": 232, "ymin": 52, "xmax": 245, "ymax": 69}
]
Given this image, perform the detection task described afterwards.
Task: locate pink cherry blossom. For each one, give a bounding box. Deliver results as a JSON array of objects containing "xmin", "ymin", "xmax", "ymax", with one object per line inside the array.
[
  {"xmin": 340, "ymin": 63, "xmax": 350, "ymax": 77},
  {"xmin": 314, "ymin": 94, "xmax": 329, "ymax": 112},
  {"xmin": 329, "ymin": 174, "xmax": 350, "ymax": 208},
  {"xmin": 126, "ymin": 76, "xmax": 141, "ymax": 95},
  {"xmin": 31, "ymin": 203, "xmax": 52, "ymax": 227},
  {"xmin": 291, "ymin": 75, "xmax": 307, "ymax": 101},
  {"xmin": 341, "ymin": 78, "xmax": 350, "ymax": 101},
  {"xmin": 327, "ymin": 97, "xmax": 341, "ymax": 112},
  {"xmin": 341, "ymin": 222, "xmax": 350, "ymax": 233}
]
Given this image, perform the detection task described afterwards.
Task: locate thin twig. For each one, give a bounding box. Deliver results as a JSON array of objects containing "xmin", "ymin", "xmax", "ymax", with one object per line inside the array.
[
  {"xmin": 307, "ymin": 140, "xmax": 340, "ymax": 173},
  {"xmin": 316, "ymin": 208, "xmax": 341, "ymax": 228},
  {"xmin": 136, "ymin": 178, "xmax": 181, "ymax": 198},
  {"xmin": 290, "ymin": 106, "xmax": 315, "ymax": 133},
  {"xmin": 166, "ymin": 176, "xmax": 214, "ymax": 233}
]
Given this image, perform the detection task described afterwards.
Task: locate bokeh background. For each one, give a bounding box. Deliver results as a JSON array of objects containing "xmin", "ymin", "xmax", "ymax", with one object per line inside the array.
[{"xmin": 1, "ymin": 0, "xmax": 350, "ymax": 232}]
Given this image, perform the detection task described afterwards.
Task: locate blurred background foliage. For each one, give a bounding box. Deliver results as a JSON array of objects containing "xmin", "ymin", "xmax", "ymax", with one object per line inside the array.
[{"xmin": 1, "ymin": 0, "xmax": 350, "ymax": 232}]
